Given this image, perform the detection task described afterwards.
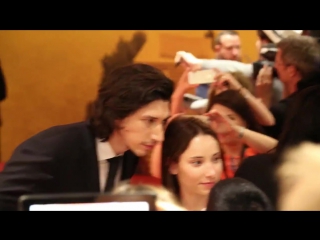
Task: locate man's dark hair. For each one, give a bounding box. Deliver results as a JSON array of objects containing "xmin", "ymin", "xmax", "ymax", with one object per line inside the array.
[
  {"xmin": 88, "ymin": 63, "xmax": 174, "ymax": 141},
  {"xmin": 307, "ymin": 30, "xmax": 320, "ymax": 43},
  {"xmin": 214, "ymin": 30, "xmax": 239, "ymax": 45},
  {"xmin": 207, "ymin": 177, "xmax": 274, "ymax": 211}
]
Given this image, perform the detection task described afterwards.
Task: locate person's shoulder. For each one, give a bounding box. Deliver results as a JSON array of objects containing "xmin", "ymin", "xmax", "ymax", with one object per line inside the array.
[
  {"xmin": 235, "ymin": 153, "xmax": 276, "ymax": 179},
  {"xmin": 241, "ymin": 153, "xmax": 274, "ymax": 168},
  {"xmin": 16, "ymin": 121, "xmax": 91, "ymax": 150},
  {"xmin": 37, "ymin": 121, "xmax": 89, "ymax": 137}
]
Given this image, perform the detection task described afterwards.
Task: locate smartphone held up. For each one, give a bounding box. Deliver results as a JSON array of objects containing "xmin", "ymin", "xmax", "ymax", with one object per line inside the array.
[{"xmin": 188, "ymin": 69, "xmax": 217, "ymax": 85}]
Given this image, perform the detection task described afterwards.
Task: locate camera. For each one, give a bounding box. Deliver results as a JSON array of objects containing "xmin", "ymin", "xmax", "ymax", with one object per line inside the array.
[{"xmin": 253, "ymin": 43, "xmax": 278, "ymax": 79}]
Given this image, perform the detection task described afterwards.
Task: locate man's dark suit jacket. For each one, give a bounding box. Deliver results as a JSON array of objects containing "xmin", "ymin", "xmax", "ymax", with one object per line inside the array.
[{"xmin": 0, "ymin": 121, "xmax": 139, "ymax": 211}]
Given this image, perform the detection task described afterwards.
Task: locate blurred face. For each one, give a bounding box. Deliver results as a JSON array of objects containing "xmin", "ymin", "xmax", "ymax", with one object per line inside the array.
[
  {"xmin": 215, "ymin": 34, "xmax": 242, "ymax": 61},
  {"xmin": 118, "ymin": 100, "xmax": 170, "ymax": 157},
  {"xmin": 210, "ymin": 104, "xmax": 246, "ymax": 144},
  {"xmin": 256, "ymin": 39, "xmax": 262, "ymax": 52},
  {"xmin": 275, "ymin": 49, "xmax": 298, "ymax": 84},
  {"xmin": 170, "ymin": 134, "xmax": 223, "ymax": 197}
]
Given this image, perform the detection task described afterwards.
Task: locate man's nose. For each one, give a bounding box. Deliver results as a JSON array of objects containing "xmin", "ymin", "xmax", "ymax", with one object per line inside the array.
[
  {"xmin": 232, "ymin": 48, "xmax": 239, "ymax": 57},
  {"xmin": 151, "ymin": 124, "xmax": 165, "ymax": 142}
]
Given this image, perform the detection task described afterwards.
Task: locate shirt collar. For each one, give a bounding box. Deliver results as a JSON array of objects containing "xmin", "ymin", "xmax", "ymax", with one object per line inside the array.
[{"xmin": 96, "ymin": 138, "xmax": 123, "ymax": 162}]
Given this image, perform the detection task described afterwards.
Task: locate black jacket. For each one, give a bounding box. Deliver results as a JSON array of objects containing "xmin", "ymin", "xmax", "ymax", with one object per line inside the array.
[
  {"xmin": 0, "ymin": 121, "xmax": 139, "ymax": 211},
  {"xmin": 264, "ymin": 71, "xmax": 320, "ymax": 139}
]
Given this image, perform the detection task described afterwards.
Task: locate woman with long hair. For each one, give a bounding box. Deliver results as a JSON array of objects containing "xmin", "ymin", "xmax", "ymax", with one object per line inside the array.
[
  {"xmin": 161, "ymin": 116, "xmax": 223, "ymax": 210},
  {"xmin": 206, "ymin": 89, "xmax": 277, "ymax": 178}
]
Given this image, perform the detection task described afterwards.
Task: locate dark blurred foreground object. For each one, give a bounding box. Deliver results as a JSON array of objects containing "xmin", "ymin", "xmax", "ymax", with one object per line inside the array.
[
  {"xmin": 0, "ymin": 61, "xmax": 7, "ymax": 101},
  {"xmin": 306, "ymin": 30, "xmax": 320, "ymax": 43},
  {"xmin": 206, "ymin": 177, "xmax": 274, "ymax": 211},
  {"xmin": 85, "ymin": 32, "xmax": 147, "ymax": 119},
  {"xmin": 253, "ymin": 43, "xmax": 279, "ymax": 79},
  {"xmin": 0, "ymin": 60, "xmax": 7, "ymax": 130}
]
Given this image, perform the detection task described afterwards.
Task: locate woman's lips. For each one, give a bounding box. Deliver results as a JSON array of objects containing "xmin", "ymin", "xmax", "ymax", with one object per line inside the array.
[
  {"xmin": 142, "ymin": 144, "xmax": 155, "ymax": 150},
  {"xmin": 200, "ymin": 182, "xmax": 215, "ymax": 188}
]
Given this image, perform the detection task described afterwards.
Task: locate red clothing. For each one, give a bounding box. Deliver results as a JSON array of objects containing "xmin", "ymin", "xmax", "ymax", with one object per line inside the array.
[{"xmin": 221, "ymin": 148, "xmax": 257, "ymax": 179}]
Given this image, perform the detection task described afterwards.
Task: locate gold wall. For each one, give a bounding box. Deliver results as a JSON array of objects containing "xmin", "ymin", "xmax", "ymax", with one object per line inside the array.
[{"xmin": 0, "ymin": 30, "xmax": 258, "ymax": 162}]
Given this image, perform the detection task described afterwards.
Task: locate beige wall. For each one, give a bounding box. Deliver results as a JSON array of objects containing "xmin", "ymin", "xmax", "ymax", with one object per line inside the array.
[{"xmin": 0, "ymin": 30, "xmax": 258, "ymax": 162}]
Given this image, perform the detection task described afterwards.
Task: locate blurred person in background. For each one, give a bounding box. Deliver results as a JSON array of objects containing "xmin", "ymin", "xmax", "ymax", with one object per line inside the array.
[
  {"xmin": 263, "ymin": 35, "xmax": 320, "ymax": 139},
  {"xmin": 235, "ymin": 85, "xmax": 320, "ymax": 206},
  {"xmin": 112, "ymin": 182, "xmax": 186, "ymax": 211},
  {"xmin": 213, "ymin": 30, "xmax": 242, "ymax": 61},
  {"xmin": 175, "ymin": 30, "xmax": 303, "ymax": 107},
  {"xmin": 206, "ymin": 177, "xmax": 273, "ymax": 211},
  {"xmin": 277, "ymin": 142, "xmax": 320, "ymax": 211},
  {"xmin": 195, "ymin": 30, "xmax": 242, "ymax": 98},
  {"xmin": 177, "ymin": 34, "xmax": 320, "ymax": 140}
]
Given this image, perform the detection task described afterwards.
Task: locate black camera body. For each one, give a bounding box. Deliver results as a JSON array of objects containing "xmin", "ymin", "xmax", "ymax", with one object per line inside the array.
[{"xmin": 253, "ymin": 43, "xmax": 278, "ymax": 79}]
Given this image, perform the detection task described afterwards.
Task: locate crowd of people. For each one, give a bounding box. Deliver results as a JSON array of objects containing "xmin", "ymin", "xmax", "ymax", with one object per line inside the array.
[{"xmin": 0, "ymin": 30, "xmax": 320, "ymax": 211}]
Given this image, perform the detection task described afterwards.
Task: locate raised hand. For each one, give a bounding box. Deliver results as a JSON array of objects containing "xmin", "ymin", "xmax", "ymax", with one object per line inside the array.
[
  {"xmin": 174, "ymin": 51, "xmax": 202, "ymax": 71},
  {"xmin": 176, "ymin": 67, "xmax": 199, "ymax": 92},
  {"xmin": 204, "ymin": 110, "xmax": 235, "ymax": 134},
  {"xmin": 255, "ymin": 65, "xmax": 273, "ymax": 107},
  {"xmin": 213, "ymin": 71, "xmax": 242, "ymax": 93}
]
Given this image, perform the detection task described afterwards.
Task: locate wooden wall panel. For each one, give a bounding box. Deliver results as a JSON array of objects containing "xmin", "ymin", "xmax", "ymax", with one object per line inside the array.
[{"xmin": 159, "ymin": 33, "xmax": 212, "ymax": 59}]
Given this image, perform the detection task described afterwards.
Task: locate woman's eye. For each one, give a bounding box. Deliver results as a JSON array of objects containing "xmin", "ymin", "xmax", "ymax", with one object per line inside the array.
[{"xmin": 191, "ymin": 160, "xmax": 202, "ymax": 166}]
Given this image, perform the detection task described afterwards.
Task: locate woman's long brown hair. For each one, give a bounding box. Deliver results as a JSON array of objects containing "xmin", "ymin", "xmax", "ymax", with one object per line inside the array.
[{"xmin": 207, "ymin": 90, "xmax": 263, "ymax": 133}]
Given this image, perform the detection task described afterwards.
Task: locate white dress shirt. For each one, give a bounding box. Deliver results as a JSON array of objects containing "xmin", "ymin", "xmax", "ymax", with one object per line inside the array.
[{"xmin": 95, "ymin": 139, "xmax": 123, "ymax": 192}]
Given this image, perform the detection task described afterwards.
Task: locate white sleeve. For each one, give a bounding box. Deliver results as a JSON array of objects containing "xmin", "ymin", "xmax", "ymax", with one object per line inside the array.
[{"xmin": 200, "ymin": 59, "xmax": 253, "ymax": 78}]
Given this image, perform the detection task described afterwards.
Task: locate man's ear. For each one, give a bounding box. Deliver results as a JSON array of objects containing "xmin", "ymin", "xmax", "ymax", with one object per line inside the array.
[
  {"xmin": 287, "ymin": 65, "xmax": 298, "ymax": 78},
  {"xmin": 169, "ymin": 162, "xmax": 178, "ymax": 175},
  {"xmin": 214, "ymin": 44, "xmax": 221, "ymax": 53}
]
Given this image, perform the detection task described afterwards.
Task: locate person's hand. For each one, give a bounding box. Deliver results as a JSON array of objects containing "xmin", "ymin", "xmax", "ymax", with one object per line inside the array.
[
  {"xmin": 255, "ymin": 65, "xmax": 273, "ymax": 107},
  {"xmin": 204, "ymin": 109, "xmax": 236, "ymax": 134},
  {"xmin": 176, "ymin": 67, "xmax": 199, "ymax": 92},
  {"xmin": 213, "ymin": 71, "xmax": 242, "ymax": 93},
  {"xmin": 175, "ymin": 51, "xmax": 202, "ymax": 71}
]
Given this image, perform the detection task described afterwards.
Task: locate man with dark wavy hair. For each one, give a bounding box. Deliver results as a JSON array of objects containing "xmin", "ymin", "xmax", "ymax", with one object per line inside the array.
[{"xmin": 0, "ymin": 63, "xmax": 174, "ymax": 211}]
